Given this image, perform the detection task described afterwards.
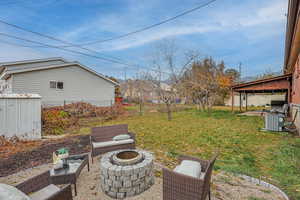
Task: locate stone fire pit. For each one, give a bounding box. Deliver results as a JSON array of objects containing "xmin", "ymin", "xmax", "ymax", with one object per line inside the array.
[{"xmin": 100, "ymin": 149, "xmax": 155, "ymax": 199}]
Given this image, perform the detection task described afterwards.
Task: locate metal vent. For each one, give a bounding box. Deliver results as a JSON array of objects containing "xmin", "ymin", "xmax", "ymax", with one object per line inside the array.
[{"xmin": 265, "ymin": 113, "xmax": 285, "ymax": 132}]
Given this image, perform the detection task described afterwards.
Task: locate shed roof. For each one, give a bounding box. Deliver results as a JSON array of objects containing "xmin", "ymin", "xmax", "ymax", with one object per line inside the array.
[{"xmin": 0, "ymin": 93, "xmax": 41, "ymax": 99}]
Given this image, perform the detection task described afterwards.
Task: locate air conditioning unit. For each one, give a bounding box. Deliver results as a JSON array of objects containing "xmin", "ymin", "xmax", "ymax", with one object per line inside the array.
[{"xmin": 264, "ymin": 112, "xmax": 285, "ymax": 132}]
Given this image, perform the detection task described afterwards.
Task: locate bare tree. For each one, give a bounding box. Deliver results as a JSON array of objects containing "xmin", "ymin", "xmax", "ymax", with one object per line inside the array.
[{"xmin": 149, "ymin": 39, "xmax": 196, "ymax": 120}]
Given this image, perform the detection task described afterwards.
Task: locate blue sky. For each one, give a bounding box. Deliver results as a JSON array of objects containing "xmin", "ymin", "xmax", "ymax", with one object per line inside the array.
[{"xmin": 0, "ymin": 0, "xmax": 288, "ymax": 79}]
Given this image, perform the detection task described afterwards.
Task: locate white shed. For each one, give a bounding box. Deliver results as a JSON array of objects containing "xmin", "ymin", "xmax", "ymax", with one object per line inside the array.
[{"xmin": 0, "ymin": 93, "xmax": 41, "ymax": 140}]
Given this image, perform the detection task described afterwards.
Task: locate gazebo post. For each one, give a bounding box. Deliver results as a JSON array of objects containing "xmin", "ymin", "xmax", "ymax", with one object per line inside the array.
[
  {"xmin": 287, "ymin": 87, "xmax": 291, "ymax": 104},
  {"xmin": 239, "ymin": 92, "xmax": 242, "ymax": 112},
  {"xmin": 231, "ymin": 89, "xmax": 234, "ymax": 112},
  {"xmin": 245, "ymin": 92, "xmax": 248, "ymax": 111}
]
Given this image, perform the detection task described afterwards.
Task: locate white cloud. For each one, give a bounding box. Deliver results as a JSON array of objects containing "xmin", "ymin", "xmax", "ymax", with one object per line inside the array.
[
  {"xmin": 237, "ymin": 0, "xmax": 287, "ymax": 27},
  {"xmin": 59, "ymin": 0, "xmax": 287, "ymax": 52},
  {"xmin": 97, "ymin": 24, "xmax": 221, "ymax": 51}
]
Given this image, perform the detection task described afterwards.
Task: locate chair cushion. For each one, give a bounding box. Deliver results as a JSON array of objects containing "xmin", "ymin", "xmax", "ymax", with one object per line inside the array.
[
  {"xmin": 174, "ymin": 160, "xmax": 202, "ymax": 178},
  {"xmin": 113, "ymin": 134, "xmax": 131, "ymax": 141},
  {"xmin": 0, "ymin": 183, "xmax": 31, "ymax": 200},
  {"xmin": 29, "ymin": 184, "xmax": 60, "ymax": 200},
  {"xmin": 93, "ymin": 139, "xmax": 134, "ymax": 148}
]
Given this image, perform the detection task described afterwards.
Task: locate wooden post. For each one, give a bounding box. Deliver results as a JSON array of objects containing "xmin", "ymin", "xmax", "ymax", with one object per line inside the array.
[
  {"xmin": 287, "ymin": 88, "xmax": 291, "ymax": 104},
  {"xmin": 231, "ymin": 89, "xmax": 234, "ymax": 112},
  {"xmin": 245, "ymin": 93, "xmax": 248, "ymax": 111},
  {"xmin": 239, "ymin": 92, "xmax": 242, "ymax": 112}
]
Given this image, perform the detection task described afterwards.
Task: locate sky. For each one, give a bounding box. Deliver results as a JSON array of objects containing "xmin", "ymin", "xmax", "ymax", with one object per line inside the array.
[{"xmin": 0, "ymin": 0, "xmax": 288, "ymax": 79}]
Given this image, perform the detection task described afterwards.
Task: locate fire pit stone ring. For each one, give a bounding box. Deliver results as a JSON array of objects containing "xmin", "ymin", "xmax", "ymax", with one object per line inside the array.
[{"xmin": 100, "ymin": 149, "xmax": 155, "ymax": 199}]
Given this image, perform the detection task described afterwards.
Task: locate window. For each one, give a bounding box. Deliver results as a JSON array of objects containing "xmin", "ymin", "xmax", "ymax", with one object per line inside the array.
[
  {"xmin": 50, "ymin": 81, "xmax": 64, "ymax": 89},
  {"xmin": 50, "ymin": 81, "xmax": 56, "ymax": 89},
  {"xmin": 57, "ymin": 82, "xmax": 64, "ymax": 89}
]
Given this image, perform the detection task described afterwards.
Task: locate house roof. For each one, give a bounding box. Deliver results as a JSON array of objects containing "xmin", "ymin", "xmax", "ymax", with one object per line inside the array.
[
  {"xmin": 0, "ymin": 57, "xmax": 67, "ymax": 67},
  {"xmin": 0, "ymin": 57, "xmax": 67, "ymax": 75},
  {"xmin": 0, "ymin": 58, "xmax": 119, "ymax": 86}
]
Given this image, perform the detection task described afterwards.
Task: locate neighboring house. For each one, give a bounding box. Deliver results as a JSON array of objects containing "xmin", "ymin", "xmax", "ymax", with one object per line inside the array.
[
  {"xmin": 285, "ymin": 0, "xmax": 300, "ymax": 131},
  {"xmin": 226, "ymin": 93, "xmax": 286, "ymax": 107},
  {"xmin": 121, "ymin": 79, "xmax": 157, "ymax": 102},
  {"xmin": 121, "ymin": 80, "xmax": 174, "ymax": 103},
  {"xmin": 0, "ymin": 57, "xmax": 118, "ymax": 107},
  {"xmin": 160, "ymin": 82, "xmax": 172, "ymax": 91}
]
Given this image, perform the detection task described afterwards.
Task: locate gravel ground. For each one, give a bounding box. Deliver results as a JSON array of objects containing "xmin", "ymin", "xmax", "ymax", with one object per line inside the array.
[
  {"xmin": 0, "ymin": 155, "xmax": 287, "ymax": 200},
  {"xmin": 0, "ymin": 135, "xmax": 90, "ymax": 177}
]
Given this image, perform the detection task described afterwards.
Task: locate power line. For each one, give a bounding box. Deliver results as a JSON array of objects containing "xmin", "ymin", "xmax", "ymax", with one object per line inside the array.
[
  {"xmin": 0, "ymin": 0, "xmax": 26, "ymax": 6},
  {"xmin": 15, "ymin": 0, "xmax": 217, "ymax": 48},
  {"xmin": 0, "ymin": 38, "xmax": 31, "ymax": 47},
  {"xmin": 0, "ymin": 0, "xmax": 54, "ymax": 6},
  {"xmin": 0, "ymin": 18, "xmax": 125, "ymax": 63},
  {"xmin": 0, "ymin": 18, "xmax": 172, "ymax": 75},
  {"xmin": 0, "ymin": 0, "xmax": 217, "ymax": 76},
  {"xmin": 0, "ymin": 33, "xmax": 171, "ymax": 75},
  {"xmin": 0, "ymin": 32, "xmax": 129, "ymax": 64}
]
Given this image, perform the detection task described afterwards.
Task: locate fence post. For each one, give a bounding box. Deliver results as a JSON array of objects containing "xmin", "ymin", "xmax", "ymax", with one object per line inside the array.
[{"xmin": 110, "ymin": 99, "xmax": 113, "ymax": 112}]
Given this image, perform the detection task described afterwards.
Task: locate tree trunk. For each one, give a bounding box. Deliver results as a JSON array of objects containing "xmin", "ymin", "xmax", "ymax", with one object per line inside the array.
[
  {"xmin": 207, "ymin": 105, "xmax": 211, "ymax": 115},
  {"xmin": 139, "ymin": 98, "xmax": 143, "ymax": 116},
  {"xmin": 166, "ymin": 103, "xmax": 172, "ymax": 121},
  {"xmin": 200, "ymin": 99, "xmax": 206, "ymax": 112},
  {"xmin": 206, "ymin": 93, "xmax": 211, "ymax": 115}
]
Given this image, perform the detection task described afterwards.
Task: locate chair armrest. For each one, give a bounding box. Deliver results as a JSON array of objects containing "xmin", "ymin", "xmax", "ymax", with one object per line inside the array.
[
  {"xmin": 89, "ymin": 135, "xmax": 93, "ymax": 144},
  {"xmin": 16, "ymin": 171, "xmax": 50, "ymax": 194},
  {"xmin": 66, "ymin": 153, "xmax": 88, "ymax": 160},
  {"xmin": 163, "ymin": 167, "xmax": 204, "ymax": 198},
  {"xmin": 178, "ymin": 155, "xmax": 209, "ymax": 172},
  {"xmin": 128, "ymin": 132, "xmax": 136, "ymax": 141},
  {"xmin": 48, "ymin": 184, "xmax": 73, "ymax": 200}
]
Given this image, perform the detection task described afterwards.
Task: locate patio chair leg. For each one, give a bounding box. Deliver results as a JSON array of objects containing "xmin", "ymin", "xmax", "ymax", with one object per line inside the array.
[
  {"xmin": 74, "ymin": 183, "xmax": 77, "ymax": 196},
  {"xmin": 208, "ymin": 189, "xmax": 211, "ymax": 200}
]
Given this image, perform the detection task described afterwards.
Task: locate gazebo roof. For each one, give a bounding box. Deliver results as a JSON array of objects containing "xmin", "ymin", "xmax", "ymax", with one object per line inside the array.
[{"xmin": 231, "ymin": 74, "xmax": 292, "ymax": 93}]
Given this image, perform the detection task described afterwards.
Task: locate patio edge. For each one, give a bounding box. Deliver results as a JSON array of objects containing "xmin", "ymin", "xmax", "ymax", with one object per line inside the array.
[{"xmin": 237, "ymin": 174, "xmax": 290, "ymax": 200}]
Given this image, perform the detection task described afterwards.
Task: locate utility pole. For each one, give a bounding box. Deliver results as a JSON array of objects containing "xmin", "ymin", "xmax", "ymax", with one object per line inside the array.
[
  {"xmin": 238, "ymin": 62, "xmax": 242, "ymax": 83},
  {"xmin": 124, "ymin": 67, "xmax": 127, "ymax": 81}
]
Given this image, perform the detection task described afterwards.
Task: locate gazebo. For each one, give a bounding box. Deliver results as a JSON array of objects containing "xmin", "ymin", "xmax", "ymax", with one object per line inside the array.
[{"xmin": 231, "ymin": 74, "xmax": 293, "ymax": 112}]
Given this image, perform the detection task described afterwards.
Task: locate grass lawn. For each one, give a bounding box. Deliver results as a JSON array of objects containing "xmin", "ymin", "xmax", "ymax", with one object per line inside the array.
[{"xmin": 79, "ymin": 106, "xmax": 300, "ymax": 199}]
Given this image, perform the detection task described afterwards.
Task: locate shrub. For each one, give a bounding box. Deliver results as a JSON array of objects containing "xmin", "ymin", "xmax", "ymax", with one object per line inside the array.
[
  {"xmin": 42, "ymin": 109, "xmax": 78, "ymax": 135},
  {"xmin": 42, "ymin": 102, "xmax": 124, "ymax": 135}
]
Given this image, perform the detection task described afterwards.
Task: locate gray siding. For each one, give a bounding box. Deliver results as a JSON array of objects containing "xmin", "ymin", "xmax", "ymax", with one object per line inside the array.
[{"xmin": 12, "ymin": 65, "xmax": 115, "ymax": 106}]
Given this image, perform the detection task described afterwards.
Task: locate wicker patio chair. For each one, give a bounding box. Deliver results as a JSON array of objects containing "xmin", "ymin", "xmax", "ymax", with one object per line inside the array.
[
  {"xmin": 90, "ymin": 124, "xmax": 136, "ymax": 162},
  {"xmin": 16, "ymin": 170, "xmax": 73, "ymax": 200},
  {"xmin": 163, "ymin": 153, "xmax": 218, "ymax": 200}
]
